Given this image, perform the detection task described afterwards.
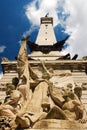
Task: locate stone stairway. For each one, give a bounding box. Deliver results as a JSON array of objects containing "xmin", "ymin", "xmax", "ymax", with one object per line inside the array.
[
  {"xmin": 0, "ymin": 71, "xmax": 18, "ymax": 85},
  {"xmin": 72, "ymin": 72, "xmax": 87, "ymax": 83},
  {"xmin": 0, "ymin": 71, "xmax": 18, "ymax": 102},
  {"xmin": 81, "ymin": 90, "xmax": 87, "ymax": 113}
]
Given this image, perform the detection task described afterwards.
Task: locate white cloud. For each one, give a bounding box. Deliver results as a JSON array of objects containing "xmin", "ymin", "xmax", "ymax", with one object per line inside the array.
[
  {"xmin": 25, "ymin": 0, "xmax": 87, "ymax": 58},
  {"xmin": 62, "ymin": 0, "xmax": 87, "ymax": 58},
  {"xmin": 0, "ymin": 46, "xmax": 6, "ymax": 53},
  {"xmin": 25, "ymin": 0, "xmax": 60, "ymax": 26},
  {"xmin": 0, "ymin": 72, "xmax": 3, "ymax": 79},
  {"xmin": 23, "ymin": 25, "xmax": 38, "ymax": 37}
]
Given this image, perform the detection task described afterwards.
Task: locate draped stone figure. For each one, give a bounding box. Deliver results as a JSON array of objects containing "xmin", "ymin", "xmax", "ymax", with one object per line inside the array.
[
  {"xmin": 0, "ymin": 37, "xmax": 31, "ymax": 129},
  {"xmin": 17, "ymin": 37, "xmax": 30, "ymax": 97},
  {"xmin": 0, "ymin": 76, "xmax": 21, "ymax": 129},
  {"xmin": 0, "ymin": 37, "xmax": 86, "ymax": 130},
  {"xmin": 15, "ymin": 57, "xmax": 85, "ymax": 129}
]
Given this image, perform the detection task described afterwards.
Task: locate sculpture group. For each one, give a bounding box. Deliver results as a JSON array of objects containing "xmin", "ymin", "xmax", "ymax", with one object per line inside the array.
[{"xmin": 0, "ymin": 38, "xmax": 87, "ymax": 130}]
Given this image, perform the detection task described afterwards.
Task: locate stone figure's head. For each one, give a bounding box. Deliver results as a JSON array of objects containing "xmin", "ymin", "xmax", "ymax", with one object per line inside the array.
[
  {"xmin": 6, "ymin": 83, "xmax": 15, "ymax": 95},
  {"xmin": 42, "ymin": 73, "xmax": 50, "ymax": 80},
  {"xmin": 74, "ymin": 86, "xmax": 82, "ymax": 99},
  {"xmin": 68, "ymin": 91, "xmax": 75, "ymax": 99},
  {"xmin": 12, "ymin": 77, "xmax": 19, "ymax": 87},
  {"xmin": 66, "ymin": 83, "xmax": 73, "ymax": 92},
  {"xmin": 49, "ymin": 67, "xmax": 53, "ymax": 73},
  {"xmin": 0, "ymin": 99, "xmax": 2, "ymax": 105}
]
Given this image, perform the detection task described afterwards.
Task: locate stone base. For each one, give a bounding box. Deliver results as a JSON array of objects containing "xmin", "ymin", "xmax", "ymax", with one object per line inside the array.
[
  {"xmin": 16, "ymin": 119, "xmax": 87, "ymax": 130},
  {"xmin": 32, "ymin": 119, "xmax": 86, "ymax": 129}
]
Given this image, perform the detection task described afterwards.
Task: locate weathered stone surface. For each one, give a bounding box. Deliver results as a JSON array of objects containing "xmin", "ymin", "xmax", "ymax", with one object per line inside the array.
[{"xmin": 32, "ymin": 119, "xmax": 84, "ymax": 129}]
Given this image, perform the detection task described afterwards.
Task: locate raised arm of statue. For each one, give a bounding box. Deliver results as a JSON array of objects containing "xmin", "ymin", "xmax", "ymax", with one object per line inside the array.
[
  {"xmin": 29, "ymin": 64, "xmax": 39, "ymax": 80},
  {"xmin": 41, "ymin": 61, "xmax": 50, "ymax": 75},
  {"xmin": 16, "ymin": 38, "xmax": 33, "ymax": 117},
  {"xmin": 40, "ymin": 61, "xmax": 53, "ymax": 80},
  {"xmin": 17, "ymin": 38, "xmax": 28, "ymax": 78}
]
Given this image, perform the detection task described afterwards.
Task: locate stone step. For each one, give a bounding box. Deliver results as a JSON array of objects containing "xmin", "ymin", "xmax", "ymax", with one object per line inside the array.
[
  {"xmin": 73, "ymin": 80, "xmax": 87, "ymax": 83},
  {"xmin": 72, "ymin": 72, "xmax": 87, "ymax": 82},
  {"xmin": 72, "ymin": 76, "xmax": 87, "ymax": 79},
  {"xmin": 72, "ymin": 72, "xmax": 86, "ymax": 75}
]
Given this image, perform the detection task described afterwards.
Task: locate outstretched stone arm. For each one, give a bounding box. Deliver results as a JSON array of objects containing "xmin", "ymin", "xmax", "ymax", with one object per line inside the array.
[
  {"xmin": 41, "ymin": 61, "xmax": 51, "ymax": 75},
  {"xmin": 17, "ymin": 37, "xmax": 29, "ymax": 79},
  {"xmin": 29, "ymin": 65, "xmax": 39, "ymax": 80},
  {"xmin": 40, "ymin": 61, "xmax": 53, "ymax": 80}
]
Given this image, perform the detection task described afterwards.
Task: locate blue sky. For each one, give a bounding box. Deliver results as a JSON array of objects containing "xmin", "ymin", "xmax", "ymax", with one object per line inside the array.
[
  {"xmin": 0, "ymin": 1, "xmax": 67, "ymax": 60},
  {"xmin": 0, "ymin": 0, "xmax": 87, "ymax": 78},
  {"xmin": 0, "ymin": 1, "xmax": 31, "ymax": 60}
]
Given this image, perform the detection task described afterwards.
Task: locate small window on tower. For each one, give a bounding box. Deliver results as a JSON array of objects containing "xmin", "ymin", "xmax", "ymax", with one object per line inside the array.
[{"xmin": 45, "ymin": 25, "xmax": 48, "ymax": 29}]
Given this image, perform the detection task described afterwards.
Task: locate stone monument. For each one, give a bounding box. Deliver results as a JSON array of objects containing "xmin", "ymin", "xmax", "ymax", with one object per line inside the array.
[{"xmin": 0, "ymin": 15, "xmax": 87, "ymax": 130}]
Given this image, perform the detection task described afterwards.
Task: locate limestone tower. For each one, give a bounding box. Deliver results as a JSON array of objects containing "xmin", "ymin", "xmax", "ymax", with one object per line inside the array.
[
  {"xmin": 28, "ymin": 16, "xmax": 68, "ymax": 60},
  {"xmin": 36, "ymin": 17, "xmax": 56, "ymax": 45}
]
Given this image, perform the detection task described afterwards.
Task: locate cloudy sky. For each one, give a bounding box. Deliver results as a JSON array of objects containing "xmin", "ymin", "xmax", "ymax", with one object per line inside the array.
[{"xmin": 0, "ymin": 0, "xmax": 87, "ymax": 78}]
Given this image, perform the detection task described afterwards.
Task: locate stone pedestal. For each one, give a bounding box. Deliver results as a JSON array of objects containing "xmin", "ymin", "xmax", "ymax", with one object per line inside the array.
[{"xmin": 32, "ymin": 119, "xmax": 86, "ymax": 130}]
